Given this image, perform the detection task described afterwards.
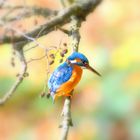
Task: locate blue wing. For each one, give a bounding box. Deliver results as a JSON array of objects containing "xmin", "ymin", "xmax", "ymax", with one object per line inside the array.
[{"xmin": 48, "ymin": 62, "xmax": 73, "ymax": 94}]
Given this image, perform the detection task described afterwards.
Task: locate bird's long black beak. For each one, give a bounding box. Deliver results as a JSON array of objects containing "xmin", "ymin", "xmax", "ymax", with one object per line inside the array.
[{"xmin": 85, "ymin": 64, "xmax": 101, "ymax": 76}]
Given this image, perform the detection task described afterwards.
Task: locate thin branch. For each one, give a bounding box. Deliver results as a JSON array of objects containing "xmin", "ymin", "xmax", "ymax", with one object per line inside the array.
[
  {"xmin": 1, "ymin": 23, "xmax": 48, "ymax": 51},
  {"xmin": 27, "ymin": 54, "xmax": 47, "ymax": 63},
  {"xmin": 60, "ymin": 96, "xmax": 73, "ymax": 140},
  {"xmin": 1, "ymin": 6, "xmax": 57, "ymax": 22},
  {"xmin": 24, "ymin": 44, "xmax": 38, "ymax": 52},
  {"xmin": 57, "ymin": 26, "xmax": 70, "ymax": 35},
  {"xmin": 0, "ymin": 0, "xmax": 102, "ymax": 49},
  {"xmin": 70, "ymin": 16, "xmax": 81, "ymax": 52},
  {"xmin": 60, "ymin": 15, "xmax": 82, "ymax": 140},
  {"xmin": 0, "ymin": 49, "xmax": 27, "ymax": 105}
]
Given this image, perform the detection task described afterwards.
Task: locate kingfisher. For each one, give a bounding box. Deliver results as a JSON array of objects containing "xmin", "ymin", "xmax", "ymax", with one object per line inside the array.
[{"xmin": 47, "ymin": 52, "xmax": 101, "ymax": 101}]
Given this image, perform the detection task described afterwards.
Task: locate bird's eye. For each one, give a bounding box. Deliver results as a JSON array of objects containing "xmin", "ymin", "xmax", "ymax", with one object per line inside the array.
[{"xmin": 83, "ymin": 61, "xmax": 87, "ymax": 64}]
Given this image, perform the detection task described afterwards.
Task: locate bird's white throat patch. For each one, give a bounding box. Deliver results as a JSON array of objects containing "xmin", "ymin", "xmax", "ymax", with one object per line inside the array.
[{"xmin": 69, "ymin": 60, "xmax": 77, "ymax": 64}]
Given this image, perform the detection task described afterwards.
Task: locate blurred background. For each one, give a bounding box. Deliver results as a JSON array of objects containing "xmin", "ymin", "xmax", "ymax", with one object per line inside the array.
[{"xmin": 0, "ymin": 0, "xmax": 140, "ymax": 140}]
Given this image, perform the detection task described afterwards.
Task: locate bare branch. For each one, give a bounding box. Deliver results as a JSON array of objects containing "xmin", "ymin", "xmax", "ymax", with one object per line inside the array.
[
  {"xmin": 0, "ymin": 0, "xmax": 102, "ymax": 49},
  {"xmin": 27, "ymin": 54, "xmax": 47, "ymax": 63},
  {"xmin": 60, "ymin": 15, "xmax": 82, "ymax": 140},
  {"xmin": 0, "ymin": 49, "xmax": 27, "ymax": 105},
  {"xmin": 1, "ymin": 6, "xmax": 57, "ymax": 22},
  {"xmin": 70, "ymin": 16, "xmax": 81, "ymax": 52},
  {"xmin": 1, "ymin": 23, "xmax": 49, "ymax": 51},
  {"xmin": 57, "ymin": 26, "xmax": 70, "ymax": 35},
  {"xmin": 60, "ymin": 96, "xmax": 73, "ymax": 140}
]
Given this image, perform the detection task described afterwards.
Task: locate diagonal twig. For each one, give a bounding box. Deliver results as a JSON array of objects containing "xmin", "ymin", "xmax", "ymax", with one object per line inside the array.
[{"xmin": 0, "ymin": 49, "xmax": 27, "ymax": 105}]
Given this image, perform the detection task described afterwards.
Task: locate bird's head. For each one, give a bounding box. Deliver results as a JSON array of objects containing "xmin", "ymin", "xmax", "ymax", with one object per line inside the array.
[{"xmin": 67, "ymin": 52, "xmax": 101, "ymax": 76}]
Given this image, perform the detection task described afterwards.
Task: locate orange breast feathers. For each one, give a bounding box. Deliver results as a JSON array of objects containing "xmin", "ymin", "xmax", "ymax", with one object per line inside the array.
[{"xmin": 55, "ymin": 65, "xmax": 83, "ymax": 98}]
